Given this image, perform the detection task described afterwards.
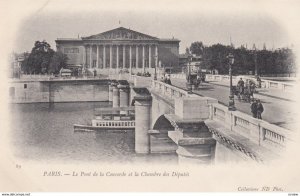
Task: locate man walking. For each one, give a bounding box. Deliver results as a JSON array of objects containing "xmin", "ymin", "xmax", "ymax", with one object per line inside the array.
[
  {"xmin": 256, "ymin": 99, "xmax": 264, "ymax": 119},
  {"xmin": 250, "ymin": 100, "xmax": 257, "ymax": 118}
]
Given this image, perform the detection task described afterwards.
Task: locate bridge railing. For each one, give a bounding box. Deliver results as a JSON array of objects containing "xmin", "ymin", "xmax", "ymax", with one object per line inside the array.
[
  {"xmin": 92, "ymin": 120, "xmax": 135, "ymax": 127},
  {"xmin": 210, "ymin": 103, "xmax": 293, "ymax": 149},
  {"xmin": 150, "ymin": 79, "xmax": 293, "ymax": 150},
  {"xmin": 205, "ymin": 74, "xmax": 295, "ymax": 91},
  {"xmin": 171, "ymin": 73, "xmax": 186, "ymax": 80},
  {"xmin": 151, "ymin": 80, "xmax": 189, "ymax": 98}
]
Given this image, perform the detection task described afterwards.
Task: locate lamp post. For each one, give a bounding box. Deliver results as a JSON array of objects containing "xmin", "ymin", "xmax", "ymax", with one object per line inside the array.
[
  {"xmin": 254, "ymin": 49, "xmax": 258, "ymax": 77},
  {"xmin": 186, "ymin": 54, "xmax": 193, "ymax": 93},
  {"xmin": 227, "ymin": 53, "xmax": 236, "ymax": 111}
]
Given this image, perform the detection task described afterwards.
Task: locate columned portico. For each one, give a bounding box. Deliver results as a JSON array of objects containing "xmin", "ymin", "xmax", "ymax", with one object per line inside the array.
[
  {"xmin": 85, "ymin": 43, "xmax": 161, "ymax": 72},
  {"xmin": 57, "ymin": 27, "xmax": 180, "ymax": 75}
]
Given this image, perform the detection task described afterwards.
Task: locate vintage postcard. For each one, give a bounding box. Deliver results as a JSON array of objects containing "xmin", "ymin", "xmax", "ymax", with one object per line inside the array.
[{"xmin": 0, "ymin": 0, "xmax": 299, "ymax": 193}]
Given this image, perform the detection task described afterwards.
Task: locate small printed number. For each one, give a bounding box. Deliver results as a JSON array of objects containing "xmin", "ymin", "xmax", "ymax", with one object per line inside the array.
[{"xmin": 16, "ymin": 164, "xmax": 21, "ymax": 169}]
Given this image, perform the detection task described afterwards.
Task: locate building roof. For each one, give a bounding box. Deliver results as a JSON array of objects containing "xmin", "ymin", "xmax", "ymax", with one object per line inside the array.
[
  {"xmin": 159, "ymin": 38, "xmax": 180, "ymax": 42},
  {"xmin": 82, "ymin": 27, "xmax": 159, "ymax": 40},
  {"xmin": 55, "ymin": 38, "xmax": 82, "ymax": 43},
  {"xmin": 56, "ymin": 27, "xmax": 180, "ymax": 43},
  {"xmin": 56, "ymin": 38, "xmax": 82, "ymax": 40}
]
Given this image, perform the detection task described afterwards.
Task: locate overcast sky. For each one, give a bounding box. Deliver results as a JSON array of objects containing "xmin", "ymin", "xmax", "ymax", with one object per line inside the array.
[{"xmin": 13, "ymin": 1, "xmax": 292, "ymax": 54}]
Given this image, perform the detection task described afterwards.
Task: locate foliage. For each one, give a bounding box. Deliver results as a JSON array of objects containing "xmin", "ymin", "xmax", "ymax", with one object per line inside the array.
[
  {"xmin": 48, "ymin": 51, "xmax": 69, "ymax": 74},
  {"xmin": 190, "ymin": 41, "xmax": 204, "ymax": 56},
  {"xmin": 21, "ymin": 40, "xmax": 68, "ymax": 74},
  {"xmin": 190, "ymin": 41, "xmax": 296, "ymax": 75}
]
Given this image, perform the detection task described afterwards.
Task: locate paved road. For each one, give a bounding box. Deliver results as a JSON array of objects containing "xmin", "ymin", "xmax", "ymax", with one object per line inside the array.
[{"xmin": 171, "ymin": 78, "xmax": 297, "ymax": 130}]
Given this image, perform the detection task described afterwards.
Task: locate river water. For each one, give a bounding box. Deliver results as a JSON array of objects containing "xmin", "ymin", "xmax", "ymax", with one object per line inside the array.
[{"xmin": 9, "ymin": 102, "xmax": 177, "ymax": 164}]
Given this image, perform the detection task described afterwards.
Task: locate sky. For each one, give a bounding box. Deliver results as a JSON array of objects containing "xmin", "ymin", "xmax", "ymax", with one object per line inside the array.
[{"xmin": 12, "ymin": 0, "xmax": 294, "ymax": 54}]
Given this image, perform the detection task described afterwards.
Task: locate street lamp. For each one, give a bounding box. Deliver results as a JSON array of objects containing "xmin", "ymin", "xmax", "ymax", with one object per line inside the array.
[
  {"xmin": 227, "ymin": 53, "xmax": 236, "ymax": 111},
  {"xmin": 186, "ymin": 54, "xmax": 193, "ymax": 93},
  {"xmin": 254, "ymin": 49, "xmax": 258, "ymax": 77}
]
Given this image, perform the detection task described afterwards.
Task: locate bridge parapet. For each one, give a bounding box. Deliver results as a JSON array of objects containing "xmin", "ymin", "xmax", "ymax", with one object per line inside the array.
[
  {"xmin": 209, "ymin": 103, "xmax": 293, "ymax": 150},
  {"xmin": 149, "ymin": 79, "xmax": 293, "ymax": 162},
  {"xmin": 205, "ymin": 74, "xmax": 295, "ymax": 91},
  {"xmin": 151, "ymin": 80, "xmax": 189, "ymax": 98}
]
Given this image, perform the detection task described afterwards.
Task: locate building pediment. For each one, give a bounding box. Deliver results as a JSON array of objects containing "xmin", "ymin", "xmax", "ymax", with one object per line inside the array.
[{"xmin": 82, "ymin": 27, "xmax": 158, "ymax": 41}]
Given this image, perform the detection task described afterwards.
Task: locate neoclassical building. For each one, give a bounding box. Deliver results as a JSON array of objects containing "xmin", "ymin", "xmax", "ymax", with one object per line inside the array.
[{"xmin": 55, "ymin": 27, "xmax": 180, "ymax": 73}]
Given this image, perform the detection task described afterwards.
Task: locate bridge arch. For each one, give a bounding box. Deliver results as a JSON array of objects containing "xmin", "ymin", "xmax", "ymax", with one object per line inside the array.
[{"xmin": 152, "ymin": 115, "xmax": 174, "ymax": 130}]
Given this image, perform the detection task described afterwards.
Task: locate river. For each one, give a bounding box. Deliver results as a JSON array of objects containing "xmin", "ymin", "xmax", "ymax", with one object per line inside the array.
[{"xmin": 9, "ymin": 102, "xmax": 177, "ymax": 164}]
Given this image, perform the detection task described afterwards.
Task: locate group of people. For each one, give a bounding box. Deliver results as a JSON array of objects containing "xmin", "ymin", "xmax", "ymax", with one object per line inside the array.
[
  {"xmin": 251, "ymin": 99, "xmax": 264, "ymax": 119},
  {"xmin": 161, "ymin": 73, "xmax": 172, "ymax": 85},
  {"xmin": 236, "ymin": 78, "xmax": 256, "ymax": 101},
  {"xmin": 237, "ymin": 77, "xmax": 264, "ymax": 119}
]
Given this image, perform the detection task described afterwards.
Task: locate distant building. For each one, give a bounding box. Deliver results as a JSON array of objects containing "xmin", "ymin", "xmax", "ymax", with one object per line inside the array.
[
  {"xmin": 55, "ymin": 27, "xmax": 180, "ymax": 73},
  {"xmin": 179, "ymin": 53, "xmax": 189, "ymax": 67},
  {"xmin": 10, "ymin": 52, "xmax": 27, "ymax": 78}
]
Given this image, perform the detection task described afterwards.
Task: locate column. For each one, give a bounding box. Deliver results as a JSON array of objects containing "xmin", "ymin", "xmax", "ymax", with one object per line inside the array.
[
  {"xmin": 118, "ymin": 83, "xmax": 130, "ymax": 115},
  {"xmin": 82, "ymin": 46, "xmax": 86, "ymax": 67},
  {"xmin": 123, "ymin": 45, "xmax": 126, "ymax": 69},
  {"xmin": 129, "ymin": 45, "xmax": 132, "ymax": 74},
  {"xmin": 155, "ymin": 45, "xmax": 158, "ymax": 68},
  {"xmin": 142, "ymin": 45, "xmax": 145, "ymax": 72},
  {"xmin": 112, "ymin": 83, "xmax": 120, "ymax": 108},
  {"xmin": 134, "ymin": 90, "xmax": 152, "ymax": 153},
  {"xmin": 136, "ymin": 45, "xmax": 139, "ymax": 69},
  {"xmin": 110, "ymin": 45, "xmax": 113, "ymax": 69},
  {"xmin": 89, "ymin": 45, "xmax": 92, "ymax": 68},
  {"xmin": 148, "ymin": 45, "xmax": 151, "ymax": 68},
  {"xmin": 103, "ymin": 45, "xmax": 106, "ymax": 68},
  {"xmin": 116, "ymin": 45, "xmax": 119, "ymax": 72},
  {"xmin": 96, "ymin": 45, "xmax": 99, "ymax": 68}
]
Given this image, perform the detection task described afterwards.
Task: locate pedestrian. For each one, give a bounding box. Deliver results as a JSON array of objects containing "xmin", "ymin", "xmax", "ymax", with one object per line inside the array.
[
  {"xmin": 256, "ymin": 76, "xmax": 262, "ymax": 88},
  {"xmin": 166, "ymin": 74, "xmax": 172, "ymax": 85},
  {"xmin": 256, "ymin": 99, "xmax": 264, "ymax": 119},
  {"xmin": 250, "ymin": 100, "xmax": 257, "ymax": 118},
  {"xmin": 237, "ymin": 78, "xmax": 245, "ymax": 95}
]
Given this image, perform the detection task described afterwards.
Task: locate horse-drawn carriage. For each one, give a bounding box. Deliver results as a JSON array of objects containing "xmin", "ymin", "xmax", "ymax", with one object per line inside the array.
[
  {"xmin": 232, "ymin": 79, "xmax": 256, "ymax": 103},
  {"xmin": 184, "ymin": 55, "xmax": 206, "ymax": 90}
]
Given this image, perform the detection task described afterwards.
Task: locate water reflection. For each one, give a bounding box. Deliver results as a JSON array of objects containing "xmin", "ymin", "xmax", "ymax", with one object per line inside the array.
[{"xmin": 9, "ymin": 102, "xmax": 177, "ymax": 164}]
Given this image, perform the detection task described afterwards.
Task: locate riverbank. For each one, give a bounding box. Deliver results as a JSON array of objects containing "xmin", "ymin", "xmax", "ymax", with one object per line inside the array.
[{"xmin": 9, "ymin": 79, "xmax": 110, "ymax": 103}]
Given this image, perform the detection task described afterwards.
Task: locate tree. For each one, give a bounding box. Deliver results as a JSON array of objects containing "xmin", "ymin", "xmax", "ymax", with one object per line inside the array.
[
  {"xmin": 190, "ymin": 41, "xmax": 204, "ymax": 56},
  {"xmin": 189, "ymin": 41, "xmax": 295, "ymax": 75},
  {"xmin": 185, "ymin": 47, "xmax": 190, "ymax": 55},
  {"xmin": 48, "ymin": 51, "xmax": 69, "ymax": 74},
  {"xmin": 22, "ymin": 40, "xmax": 54, "ymax": 74}
]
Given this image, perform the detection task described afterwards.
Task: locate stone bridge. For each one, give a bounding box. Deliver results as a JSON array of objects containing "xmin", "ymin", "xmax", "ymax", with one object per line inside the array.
[{"xmin": 108, "ymin": 75, "xmax": 293, "ymax": 164}]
